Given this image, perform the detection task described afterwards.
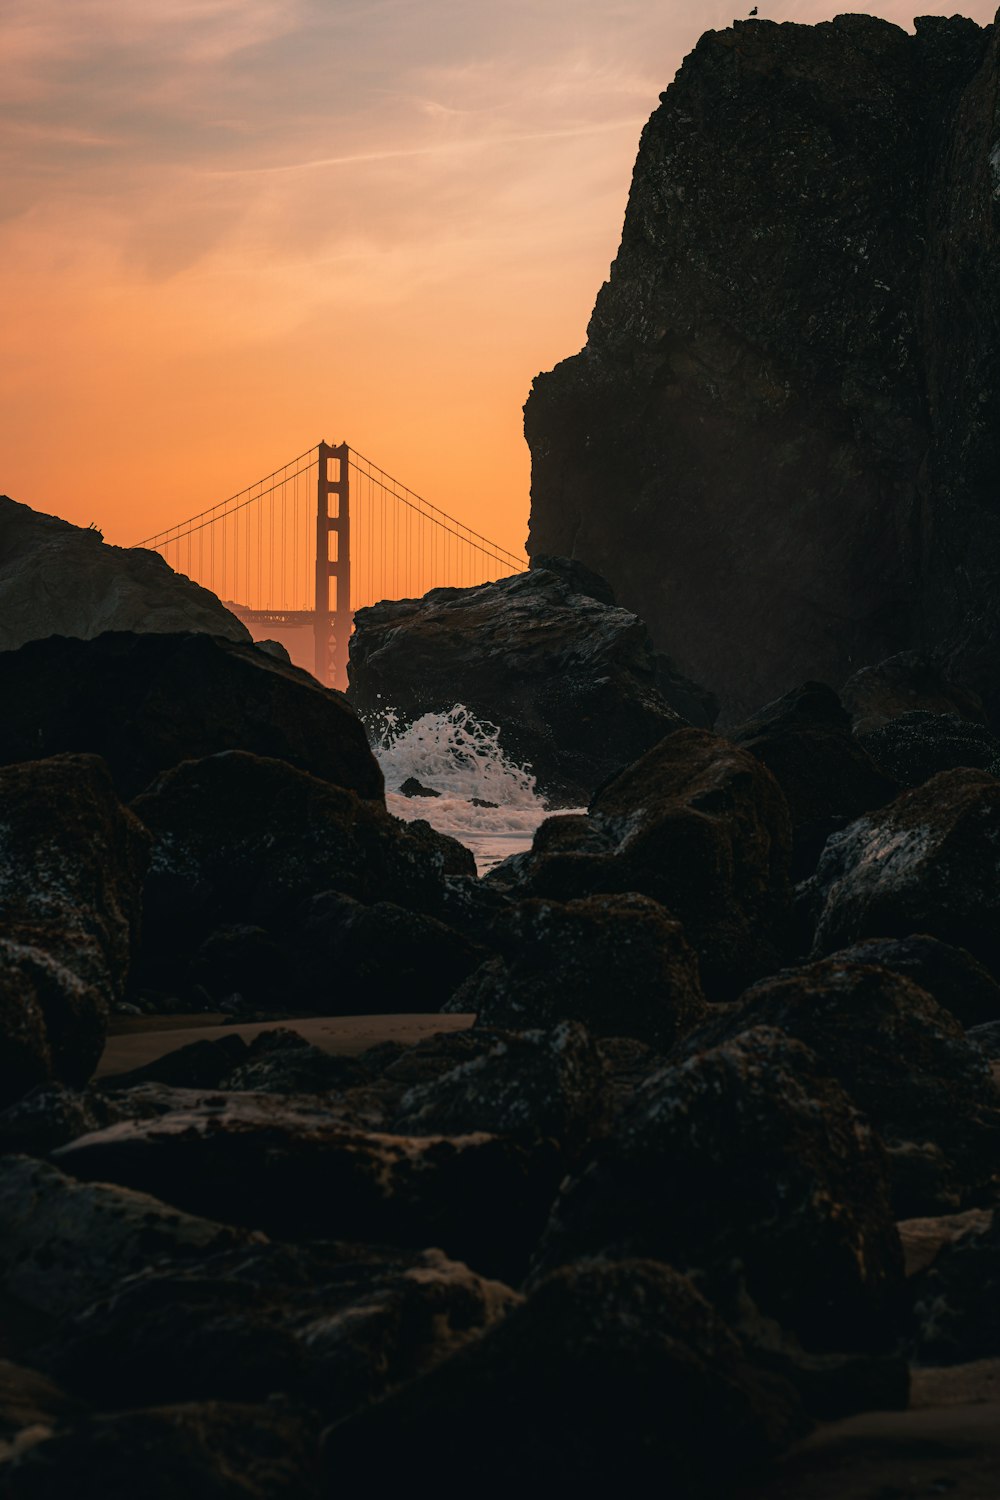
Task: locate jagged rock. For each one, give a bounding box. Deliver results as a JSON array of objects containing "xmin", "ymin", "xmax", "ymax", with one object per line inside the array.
[
  {"xmin": 842, "ymin": 652, "xmax": 987, "ymax": 737},
  {"xmin": 390, "ymin": 1020, "xmax": 609, "ymax": 1155},
  {"xmin": 290, "ymin": 891, "xmax": 485, "ymax": 1014},
  {"xmin": 398, "ymin": 777, "xmax": 440, "ymax": 798},
  {"xmin": 40, "ymin": 1239, "xmax": 517, "ymax": 1418},
  {"xmin": 968, "ymin": 1021, "xmax": 1000, "ymax": 1059},
  {"xmin": 683, "ymin": 960, "xmax": 1000, "ymax": 1215},
  {"xmin": 908, "ymin": 1209, "xmax": 1000, "ymax": 1363},
  {"xmin": 728, "ymin": 683, "xmax": 898, "ymax": 869},
  {"xmin": 347, "ymin": 562, "xmax": 694, "ymax": 804},
  {"xmin": 524, "ymin": 15, "xmax": 1000, "ymax": 724},
  {"xmin": 485, "ymin": 730, "xmax": 792, "ymax": 998},
  {"xmin": 0, "ymin": 495, "xmax": 250, "ymax": 653},
  {"xmin": 0, "ymin": 1084, "xmax": 132, "ymax": 1158},
  {"xmin": 0, "ymin": 631, "xmax": 381, "ymax": 801},
  {"xmin": 322, "ymin": 1259, "xmax": 803, "ymax": 1495},
  {"xmin": 99, "ymin": 1033, "xmax": 251, "ymax": 1092},
  {"xmin": 0, "ymin": 755, "xmax": 149, "ymax": 1105},
  {"xmin": 222, "ymin": 1030, "xmax": 369, "ymax": 1095},
  {"xmin": 858, "ymin": 711, "xmax": 1000, "ymax": 787},
  {"xmin": 0, "ymin": 1156, "xmax": 248, "ymax": 1330},
  {"xmin": 532, "ymin": 1029, "xmax": 903, "ymax": 1355},
  {"xmin": 802, "ymin": 768, "xmax": 1000, "ymax": 977},
  {"xmin": 826, "ymin": 935, "xmax": 1000, "ymax": 1030},
  {"xmin": 897, "ymin": 1207, "xmax": 993, "ymax": 1277},
  {"xmin": 130, "ymin": 751, "xmax": 475, "ymax": 1006},
  {"xmin": 0, "ymin": 1401, "xmax": 319, "ymax": 1500},
  {"xmin": 445, "ymin": 894, "xmax": 706, "ymax": 1049},
  {"xmin": 52, "ymin": 1094, "xmax": 563, "ymax": 1281}
]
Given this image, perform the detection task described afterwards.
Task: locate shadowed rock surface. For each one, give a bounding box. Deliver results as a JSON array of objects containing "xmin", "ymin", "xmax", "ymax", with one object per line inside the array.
[
  {"xmin": 825, "ymin": 935, "xmax": 1000, "ymax": 1030},
  {"xmin": 0, "ymin": 631, "xmax": 381, "ymax": 802},
  {"xmin": 524, "ymin": 14, "xmax": 1000, "ymax": 723},
  {"xmin": 322, "ymin": 1259, "xmax": 803, "ymax": 1497},
  {"xmin": 842, "ymin": 652, "xmax": 988, "ymax": 736},
  {"xmin": 347, "ymin": 561, "xmax": 695, "ymax": 804},
  {"xmin": 801, "ymin": 768, "xmax": 1000, "ymax": 977},
  {"xmin": 533, "ymin": 1028, "xmax": 904, "ymax": 1355},
  {"xmin": 857, "ymin": 710, "xmax": 1000, "ymax": 787},
  {"xmin": 0, "ymin": 496, "xmax": 249, "ymax": 653}
]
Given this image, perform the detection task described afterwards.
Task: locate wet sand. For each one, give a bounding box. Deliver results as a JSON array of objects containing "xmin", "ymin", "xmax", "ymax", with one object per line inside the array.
[{"xmin": 98, "ymin": 1012, "xmax": 476, "ymax": 1079}]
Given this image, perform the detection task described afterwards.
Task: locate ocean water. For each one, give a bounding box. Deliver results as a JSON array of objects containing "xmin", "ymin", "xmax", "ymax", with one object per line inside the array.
[{"xmin": 373, "ymin": 705, "xmax": 578, "ymax": 874}]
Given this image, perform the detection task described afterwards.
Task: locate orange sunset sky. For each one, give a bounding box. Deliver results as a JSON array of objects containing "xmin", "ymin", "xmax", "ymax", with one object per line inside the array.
[{"xmin": 3, "ymin": 0, "xmax": 996, "ymax": 561}]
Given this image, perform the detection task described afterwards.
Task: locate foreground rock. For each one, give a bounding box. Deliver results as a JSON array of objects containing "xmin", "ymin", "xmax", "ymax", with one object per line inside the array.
[
  {"xmin": 0, "ymin": 495, "xmax": 250, "ymax": 654},
  {"xmin": 489, "ymin": 729, "xmax": 792, "ymax": 998},
  {"xmin": 447, "ymin": 894, "xmax": 706, "ymax": 1048},
  {"xmin": 323, "ymin": 1259, "xmax": 803, "ymax": 1495},
  {"xmin": 684, "ymin": 960, "xmax": 1000, "ymax": 1214},
  {"xmin": 130, "ymin": 751, "xmax": 475, "ymax": 1010},
  {"xmin": 533, "ymin": 1029, "xmax": 904, "ymax": 1356},
  {"xmin": 802, "ymin": 768, "xmax": 1000, "ymax": 977},
  {"xmin": 908, "ymin": 1209, "xmax": 1000, "ymax": 1364},
  {"xmin": 0, "ymin": 756, "xmax": 149, "ymax": 1105},
  {"xmin": 52, "ymin": 1094, "xmax": 562, "ymax": 1281},
  {"xmin": 524, "ymin": 15, "xmax": 1000, "ymax": 722},
  {"xmin": 857, "ymin": 710, "xmax": 1000, "ymax": 787},
  {"xmin": 825, "ymin": 935, "xmax": 1000, "ymax": 1030},
  {"xmin": 348, "ymin": 560, "xmax": 697, "ymax": 804},
  {"xmin": 0, "ymin": 631, "xmax": 381, "ymax": 800}
]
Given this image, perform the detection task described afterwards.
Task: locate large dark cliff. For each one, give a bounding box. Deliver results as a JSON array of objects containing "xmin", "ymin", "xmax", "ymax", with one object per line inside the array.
[{"xmin": 524, "ymin": 13, "xmax": 1000, "ymax": 723}]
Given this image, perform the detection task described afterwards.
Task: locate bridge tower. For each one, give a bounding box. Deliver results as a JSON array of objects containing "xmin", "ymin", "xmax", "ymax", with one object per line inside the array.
[{"xmin": 314, "ymin": 441, "xmax": 351, "ymax": 689}]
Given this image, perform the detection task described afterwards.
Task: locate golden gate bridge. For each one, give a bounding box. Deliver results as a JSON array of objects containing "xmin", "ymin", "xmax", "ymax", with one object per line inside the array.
[{"xmin": 136, "ymin": 442, "xmax": 525, "ymax": 690}]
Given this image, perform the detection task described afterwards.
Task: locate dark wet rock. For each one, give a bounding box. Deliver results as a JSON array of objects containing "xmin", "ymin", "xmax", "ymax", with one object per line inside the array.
[
  {"xmin": 593, "ymin": 1036, "xmax": 669, "ymax": 1120},
  {"xmin": 491, "ymin": 730, "xmax": 791, "ymax": 998},
  {"xmin": 826, "ymin": 935, "xmax": 1000, "ymax": 1030},
  {"xmin": 0, "ymin": 1085, "xmax": 130, "ymax": 1158},
  {"xmin": 397, "ymin": 777, "xmax": 440, "ymax": 798},
  {"xmin": 323, "ymin": 1258, "xmax": 803, "ymax": 1495},
  {"xmin": 968, "ymin": 1020, "xmax": 1000, "ymax": 1060},
  {"xmin": 858, "ymin": 711, "xmax": 1000, "ymax": 787},
  {"xmin": 445, "ymin": 894, "xmax": 706, "ymax": 1050},
  {"xmin": 41, "ymin": 1239, "xmax": 517, "ymax": 1417},
  {"xmin": 897, "ymin": 1207, "xmax": 993, "ymax": 1278},
  {"xmin": 187, "ymin": 926, "xmax": 288, "ymax": 1013},
  {"xmin": 0, "ymin": 755, "xmax": 149, "ymax": 1105},
  {"xmin": 0, "ymin": 1361, "xmax": 83, "ymax": 1463},
  {"xmin": 390, "ymin": 1021, "xmax": 609, "ymax": 1156},
  {"xmin": 0, "ymin": 630, "xmax": 381, "ymax": 802},
  {"xmin": 908, "ymin": 1208, "xmax": 1000, "ymax": 1363},
  {"xmin": 52, "ymin": 1095, "xmax": 563, "ymax": 1282},
  {"xmin": 130, "ymin": 752, "xmax": 475, "ymax": 1003},
  {"xmin": 802, "ymin": 769, "xmax": 1000, "ymax": 976},
  {"xmin": 524, "ymin": 15, "xmax": 1000, "ymax": 725},
  {"xmin": 290, "ymin": 891, "xmax": 485, "ymax": 1015},
  {"xmin": 0, "ymin": 1400, "xmax": 319, "ymax": 1500},
  {"xmin": 842, "ymin": 651, "xmax": 987, "ymax": 737},
  {"xmin": 223, "ymin": 1030, "xmax": 368, "ymax": 1096},
  {"xmin": 0, "ymin": 495, "xmax": 249, "ymax": 653},
  {"xmin": 729, "ymin": 682, "xmax": 898, "ymax": 838},
  {"xmin": 99, "ymin": 1033, "xmax": 251, "ymax": 1092},
  {"xmin": 683, "ymin": 960, "xmax": 1000, "ymax": 1215},
  {"xmin": 533, "ymin": 1028, "xmax": 903, "ymax": 1356},
  {"xmin": 0, "ymin": 1156, "xmax": 249, "ymax": 1332},
  {"xmin": 348, "ymin": 563, "xmax": 693, "ymax": 804}
]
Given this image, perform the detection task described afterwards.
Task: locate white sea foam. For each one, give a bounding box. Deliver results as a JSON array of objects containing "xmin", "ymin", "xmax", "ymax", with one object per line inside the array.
[{"xmin": 373, "ymin": 705, "xmax": 576, "ymax": 875}]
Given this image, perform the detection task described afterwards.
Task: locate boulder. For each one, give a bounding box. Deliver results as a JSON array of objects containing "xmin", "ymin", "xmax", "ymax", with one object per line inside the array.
[
  {"xmin": 322, "ymin": 1259, "xmax": 803, "ymax": 1495},
  {"xmin": 445, "ymin": 894, "xmax": 706, "ymax": 1049},
  {"xmin": 858, "ymin": 711, "xmax": 1000, "ymax": 787},
  {"xmin": 347, "ymin": 562, "xmax": 693, "ymax": 804},
  {"xmin": 533, "ymin": 1028, "xmax": 904, "ymax": 1355},
  {"xmin": 802, "ymin": 768, "xmax": 1000, "ymax": 976},
  {"xmin": 0, "ymin": 631, "xmax": 381, "ymax": 801},
  {"xmin": 0, "ymin": 495, "xmax": 249, "ymax": 652},
  {"xmin": 130, "ymin": 751, "xmax": 475, "ymax": 1005},
  {"xmin": 0, "ymin": 1401, "xmax": 319, "ymax": 1500},
  {"xmin": 0, "ymin": 755, "xmax": 149, "ymax": 1104},
  {"xmin": 907, "ymin": 1208, "xmax": 1000, "ymax": 1364},
  {"xmin": 683, "ymin": 960, "xmax": 1000, "ymax": 1214},
  {"xmin": 842, "ymin": 652, "xmax": 987, "ymax": 737},
  {"xmin": 40, "ymin": 1239, "xmax": 517, "ymax": 1418},
  {"xmin": 825, "ymin": 935, "xmax": 1000, "ymax": 1030},
  {"xmin": 0, "ymin": 1361, "xmax": 82, "ymax": 1466},
  {"xmin": 487, "ymin": 729, "xmax": 792, "ymax": 998},
  {"xmin": 390, "ymin": 1020, "xmax": 609, "ymax": 1155},
  {"xmin": 52, "ymin": 1094, "xmax": 563, "ymax": 1282},
  {"xmin": 0, "ymin": 1156, "xmax": 248, "ymax": 1330},
  {"xmin": 968, "ymin": 1021, "xmax": 1000, "ymax": 1060}
]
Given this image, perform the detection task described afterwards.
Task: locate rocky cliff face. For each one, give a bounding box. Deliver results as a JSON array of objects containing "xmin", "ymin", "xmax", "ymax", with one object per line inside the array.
[
  {"xmin": 524, "ymin": 13, "xmax": 1000, "ymax": 723},
  {"xmin": 0, "ymin": 496, "xmax": 250, "ymax": 651}
]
